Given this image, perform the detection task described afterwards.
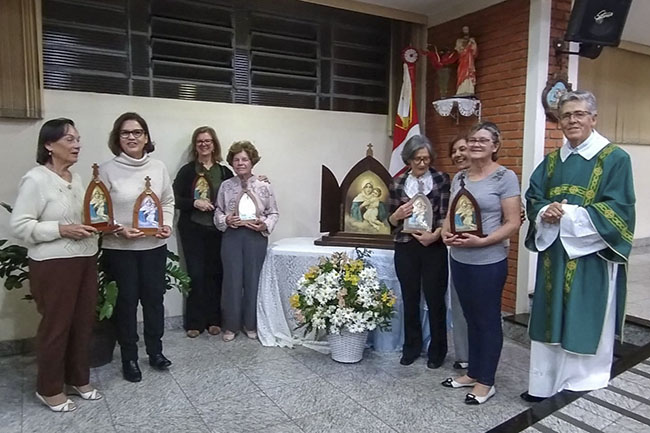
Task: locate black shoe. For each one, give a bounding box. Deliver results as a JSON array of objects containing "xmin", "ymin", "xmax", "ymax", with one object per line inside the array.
[
  {"xmin": 453, "ymin": 361, "xmax": 469, "ymax": 370},
  {"xmin": 399, "ymin": 355, "xmax": 419, "ymax": 366},
  {"xmin": 149, "ymin": 353, "xmax": 172, "ymax": 370},
  {"xmin": 520, "ymin": 391, "xmax": 546, "ymax": 403},
  {"xmin": 122, "ymin": 360, "xmax": 142, "ymax": 382},
  {"xmin": 427, "ymin": 359, "xmax": 444, "ymax": 369}
]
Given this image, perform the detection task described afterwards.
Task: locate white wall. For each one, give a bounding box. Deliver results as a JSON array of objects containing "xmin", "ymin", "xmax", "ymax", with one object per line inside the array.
[
  {"xmin": 620, "ymin": 144, "xmax": 650, "ymax": 240},
  {"xmin": 0, "ymin": 90, "xmax": 391, "ymax": 342}
]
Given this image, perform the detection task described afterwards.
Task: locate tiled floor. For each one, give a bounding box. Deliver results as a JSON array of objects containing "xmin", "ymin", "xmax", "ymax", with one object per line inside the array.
[
  {"xmin": 1, "ymin": 248, "xmax": 647, "ymax": 433},
  {"xmin": 525, "ymin": 364, "xmax": 650, "ymax": 433},
  {"xmin": 0, "ymin": 331, "xmax": 534, "ymax": 433},
  {"xmin": 625, "ymin": 248, "xmax": 650, "ymax": 322}
]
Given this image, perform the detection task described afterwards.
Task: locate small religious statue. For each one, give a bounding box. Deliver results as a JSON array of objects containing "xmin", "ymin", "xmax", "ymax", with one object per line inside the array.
[
  {"xmin": 83, "ymin": 163, "xmax": 116, "ymax": 232},
  {"xmin": 424, "ymin": 46, "xmax": 459, "ymax": 98},
  {"xmin": 132, "ymin": 176, "xmax": 163, "ymax": 235},
  {"xmin": 454, "ymin": 26, "xmax": 478, "ymax": 97},
  {"xmin": 449, "ymin": 173, "xmax": 484, "ymax": 236},
  {"xmin": 402, "ymin": 193, "xmax": 433, "ymax": 233},
  {"xmin": 235, "ymin": 179, "xmax": 259, "ymax": 221}
]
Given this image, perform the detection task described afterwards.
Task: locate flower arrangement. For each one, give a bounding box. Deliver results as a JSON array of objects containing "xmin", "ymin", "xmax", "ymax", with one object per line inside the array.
[{"xmin": 290, "ymin": 250, "xmax": 396, "ymax": 335}]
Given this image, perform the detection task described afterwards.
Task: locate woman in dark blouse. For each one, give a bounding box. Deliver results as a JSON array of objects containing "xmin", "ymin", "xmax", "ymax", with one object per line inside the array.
[{"xmin": 173, "ymin": 126, "xmax": 233, "ymax": 338}]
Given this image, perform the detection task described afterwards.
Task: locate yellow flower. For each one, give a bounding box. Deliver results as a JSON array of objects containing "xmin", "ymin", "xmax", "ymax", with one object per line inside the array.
[
  {"xmin": 304, "ymin": 266, "xmax": 319, "ymax": 280},
  {"xmin": 344, "ymin": 272, "xmax": 359, "ymax": 285},
  {"xmin": 289, "ymin": 294, "xmax": 301, "ymax": 309},
  {"xmin": 388, "ymin": 296, "xmax": 396, "ymax": 307}
]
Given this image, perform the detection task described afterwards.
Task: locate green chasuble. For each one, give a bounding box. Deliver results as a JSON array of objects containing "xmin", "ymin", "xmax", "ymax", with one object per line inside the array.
[{"xmin": 525, "ymin": 143, "xmax": 635, "ymax": 355}]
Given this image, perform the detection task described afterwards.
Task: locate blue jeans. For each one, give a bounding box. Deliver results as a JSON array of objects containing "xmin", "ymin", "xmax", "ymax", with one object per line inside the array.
[{"xmin": 450, "ymin": 258, "xmax": 507, "ymax": 386}]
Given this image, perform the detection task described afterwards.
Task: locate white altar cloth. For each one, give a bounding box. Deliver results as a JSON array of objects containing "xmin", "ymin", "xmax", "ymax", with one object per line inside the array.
[{"xmin": 256, "ymin": 237, "xmax": 429, "ymax": 353}]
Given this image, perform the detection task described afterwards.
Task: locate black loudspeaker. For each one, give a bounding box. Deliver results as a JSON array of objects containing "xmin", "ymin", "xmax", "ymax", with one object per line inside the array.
[{"xmin": 565, "ymin": 0, "xmax": 632, "ymax": 47}]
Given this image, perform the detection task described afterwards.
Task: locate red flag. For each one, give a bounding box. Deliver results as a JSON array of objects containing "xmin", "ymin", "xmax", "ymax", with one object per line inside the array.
[{"xmin": 389, "ymin": 61, "xmax": 420, "ymax": 177}]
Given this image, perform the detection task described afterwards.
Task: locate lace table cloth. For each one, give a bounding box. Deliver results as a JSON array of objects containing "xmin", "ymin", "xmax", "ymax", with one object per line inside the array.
[{"xmin": 256, "ymin": 237, "xmax": 430, "ymax": 353}]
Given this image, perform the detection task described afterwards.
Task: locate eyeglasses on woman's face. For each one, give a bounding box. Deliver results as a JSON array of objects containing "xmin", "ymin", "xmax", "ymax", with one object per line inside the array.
[
  {"xmin": 119, "ymin": 129, "xmax": 145, "ymax": 139},
  {"xmin": 196, "ymin": 139, "xmax": 214, "ymax": 145},
  {"xmin": 467, "ymin": 137, "xmax": 493, "ymax": 145},
  {"xmin": 412, "ymin": 156, "xmax": 431, "ymax": 165}
]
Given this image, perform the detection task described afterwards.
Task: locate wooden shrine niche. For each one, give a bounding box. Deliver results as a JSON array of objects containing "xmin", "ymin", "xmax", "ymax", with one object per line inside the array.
[
  {"xmin": 83, "ymin": 163, "xmax": 116, "ymax": 232},
  {"xmin": 132, "ymin": 176, "xmax": 163, "ymax": 235},
  {"xmin": 449, "ymin": 174, "xmax": 484, "ymax": 237},
  {"xmin": 315, "ymin": 144, "xmax": 393, "ymax": 250}
]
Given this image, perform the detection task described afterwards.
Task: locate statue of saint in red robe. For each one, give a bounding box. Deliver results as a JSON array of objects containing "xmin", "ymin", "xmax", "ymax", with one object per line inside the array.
[{"xmin": 454, "ymin": 26, "xmax": 478, "ymax": 96}]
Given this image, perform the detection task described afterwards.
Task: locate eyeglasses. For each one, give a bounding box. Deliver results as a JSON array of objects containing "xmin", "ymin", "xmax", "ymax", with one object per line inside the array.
[
  {"xmin": 119, "ymin": 129, "xmax": 145, "ymax": 139},
  {"xmin": 196, "ymin": 139, "xmax": 214, "ymax": 145},
  {"xmin": 62, "ymin": 134, "xmax": 81, "ymax": 143},
  {"xmin": 467, "ymin": 138, "xmax": 493, "ymax": 145},
  {"xmin": 560, "ymin": 110, "xmax": 592, "ymax": 122},
  {"xmin": 412, "ymin": 157, "xmax": 431, "ymax": 165}
]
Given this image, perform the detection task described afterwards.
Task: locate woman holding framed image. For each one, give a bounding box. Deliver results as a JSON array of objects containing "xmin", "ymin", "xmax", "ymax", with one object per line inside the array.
[{"xmin": 441, "ymin": 122, "xmax": 521, "ymax": 404}]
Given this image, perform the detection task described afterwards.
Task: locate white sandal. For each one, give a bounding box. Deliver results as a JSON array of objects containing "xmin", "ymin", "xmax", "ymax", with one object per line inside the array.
[
  {"xmin": 35, "ymin": 392, "xmax": 77, "ymax": 412},
  {"xmin": 68, "ymin": 385, "xmax": 103, "ymax": 401}
]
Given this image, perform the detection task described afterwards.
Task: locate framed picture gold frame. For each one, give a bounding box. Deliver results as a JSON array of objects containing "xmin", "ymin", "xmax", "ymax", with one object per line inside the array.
[
  {"xmin": 192, "ymin": 172, "xmax": 213, "ymax": 201},
  {"xmin": 132, "ymin": 176, "xmax": 163, "ymax": 235},
  {"xmin": 83, "ymin": 163, "xmax": 116, "ymax": 232},
  {"xmin": 402, "ymin": 193, "xmax": 433, "ymax": 234}
]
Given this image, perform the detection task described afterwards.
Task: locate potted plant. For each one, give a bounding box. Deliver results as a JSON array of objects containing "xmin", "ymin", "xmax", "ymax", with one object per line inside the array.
[
  {"xmin": 0, "ymin": 202, "xmax": 191, "ymax": 367},
  {"xmin": 290, "ymin": 250, "xmax": 396, "ymax": 363}
]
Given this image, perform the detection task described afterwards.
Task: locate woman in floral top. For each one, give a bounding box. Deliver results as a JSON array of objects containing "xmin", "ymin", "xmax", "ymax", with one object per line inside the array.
[{"xmin": 214, "ymin": 141, "xmax": 279, "ymax": 342}]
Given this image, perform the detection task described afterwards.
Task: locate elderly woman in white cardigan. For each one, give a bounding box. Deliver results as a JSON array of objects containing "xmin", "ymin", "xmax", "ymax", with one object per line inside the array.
[{"xmin": 11, "ymin": 118, "xmax": 102, "ymax": 412}]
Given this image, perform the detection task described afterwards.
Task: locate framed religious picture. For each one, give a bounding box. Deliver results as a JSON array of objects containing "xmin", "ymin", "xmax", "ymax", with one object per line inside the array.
[
  {"xmin": 83, "ymin": 163, "xmax": 116, "ymax": 232},
  {"xmin": 449, "ymin": 175, "xmax": 484, "ymax": 237},
  {"xmin": 132, "ymin": 176, "xmax": 163, "ymax": 235},
  {"xmin": 235, "ymin": 187, "xmax": 259, "ymax": 221},
  {"xmin": 542, "ymin": 77, "xmax": 572, "ymax": 121},
  {"xmin": 192, "ymin": 172, "xmax": 213, "ymax": 201},
  {"xmin": 315, "ymin": 144, "xmax": 394, "ymax": 249},
  {"xmin": 402, "ymin": 193, "xmax": 433, "ymax": 233}
]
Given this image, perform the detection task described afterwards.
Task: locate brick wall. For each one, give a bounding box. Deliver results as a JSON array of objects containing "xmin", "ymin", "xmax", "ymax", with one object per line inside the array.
[
  {"xmin": 545, "ymin": 0, "xmax": 572, "ymax": 153},
  {"xmin": 426, "ymin": 0, "xmax": 530, "ymax": 312},
  {"xmin": 425, "ymin": 0, "xmax": 571, "ymax": 312}
]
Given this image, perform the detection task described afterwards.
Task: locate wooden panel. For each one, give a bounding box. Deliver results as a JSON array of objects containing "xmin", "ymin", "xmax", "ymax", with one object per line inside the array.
[
  {"xmin": 579, "ymin": 47, "xmax": 650, "ymax": 146},
  {"xmin": 0, "ymin": 0, "xmax": 42, "ymax": 118}
]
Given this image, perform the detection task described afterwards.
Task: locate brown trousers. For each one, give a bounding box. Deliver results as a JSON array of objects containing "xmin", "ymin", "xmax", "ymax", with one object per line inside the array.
[{"xmin": 29, "ymin": 255, "xmax": 97, "ymax": 396}]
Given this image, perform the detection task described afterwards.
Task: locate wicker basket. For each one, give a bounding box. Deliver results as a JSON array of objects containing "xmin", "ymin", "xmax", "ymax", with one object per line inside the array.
[{"xmin": 327, "ymin": 329, "xmax": 368, "ymax": 363}]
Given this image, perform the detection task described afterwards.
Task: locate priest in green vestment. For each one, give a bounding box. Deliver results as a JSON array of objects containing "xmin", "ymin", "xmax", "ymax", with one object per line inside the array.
[{"xmin": 521, "ymin": 90, "xmax": 635, "ymax": 402}]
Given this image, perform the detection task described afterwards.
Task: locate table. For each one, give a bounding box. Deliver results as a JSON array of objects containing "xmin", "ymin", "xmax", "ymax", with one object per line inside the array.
[{"xmin": 256, "ymin": 237, "xmax": 430, "ymax": 353}]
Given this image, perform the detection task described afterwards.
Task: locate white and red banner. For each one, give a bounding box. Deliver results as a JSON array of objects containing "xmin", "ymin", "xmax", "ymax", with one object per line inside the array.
[{"xmin": 389, "ymin": 61, "xmax": 420, "ymax": 177}]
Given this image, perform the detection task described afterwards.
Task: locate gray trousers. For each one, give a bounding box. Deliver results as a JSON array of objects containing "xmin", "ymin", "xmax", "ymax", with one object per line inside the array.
[
  {"xmin": 220, "ymin": 228, "xmax": 268, "ymax": 333},
  {"xmin": 450, "ymin": 276, "xmax": 469, "ymax": 363}
]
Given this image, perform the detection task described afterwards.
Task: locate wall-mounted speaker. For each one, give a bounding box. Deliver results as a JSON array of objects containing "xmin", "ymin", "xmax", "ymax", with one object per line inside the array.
[{"xmin": 565, "ymin": 0, "xmax": 632, "ymax": 47}]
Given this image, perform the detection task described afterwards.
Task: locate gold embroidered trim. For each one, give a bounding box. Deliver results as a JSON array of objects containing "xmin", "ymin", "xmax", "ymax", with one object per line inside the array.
[
  {"xmin": 593, "ymin": 202, "xmax": 634, "ymax": 244},
  {"xmin": 543, "ymin": 251, "xmax": 553, "ymax": 341},
  {"xmin": 584, "ymin": 144, "xmax": 616, "ymax": 206},
  {"xmin": 563, "ymin": 259, "xmax": 577, "ymax": 303},
  {"xmin": 548, "ymin": 184, "xmax": 588, "ymax": 199}
]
